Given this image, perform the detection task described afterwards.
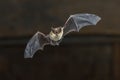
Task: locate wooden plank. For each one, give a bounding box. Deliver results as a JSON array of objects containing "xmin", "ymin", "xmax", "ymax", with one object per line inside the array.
[
  {"xmin": 0, "ymin": 35, "xmax": 116, "ymax": 80},
  {"xmin": 0, "ymin": 35, "xmax": 120, "ymax": 46},
  {"xmin": 0, "ymin": 0, "xmax": 120, "ymax": 37},
  {"xmin": 113, "ymin": 43, "xmax": 120, "ymax": 80}
]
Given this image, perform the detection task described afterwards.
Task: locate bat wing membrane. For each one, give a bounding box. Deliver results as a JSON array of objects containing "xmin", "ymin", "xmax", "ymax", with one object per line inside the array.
[
  {"xmin": 24, "ymin": 32, "xmax": 50, "ymax": 58},
  {"xmin": 63, "ymin": 13, "xmax": 101, "ymax": 36}
]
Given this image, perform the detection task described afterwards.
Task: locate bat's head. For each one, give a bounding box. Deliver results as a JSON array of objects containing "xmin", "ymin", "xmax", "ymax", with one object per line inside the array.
[
  {"xmin": 49, "ymin": 26, "xmax": 64, "ymax": 41},
  {"xmin": 51, "ymin": 27, "xmax": 63, "ymax": 35}
]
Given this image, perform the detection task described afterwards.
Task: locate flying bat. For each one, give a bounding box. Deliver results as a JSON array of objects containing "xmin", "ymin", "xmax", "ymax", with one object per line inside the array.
[{"xmin": 24, "ymin": 13, "xmax": 101, "ymax": 58}]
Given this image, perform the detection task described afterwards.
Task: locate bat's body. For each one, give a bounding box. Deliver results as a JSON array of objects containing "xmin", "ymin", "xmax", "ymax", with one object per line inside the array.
[{"xmin": 24, "ymin": 13, "xmax": 101, "ymax": 58}]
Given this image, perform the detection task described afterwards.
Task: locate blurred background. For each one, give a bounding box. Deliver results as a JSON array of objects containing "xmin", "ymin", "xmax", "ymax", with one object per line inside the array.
[{"xmin": 0, "ymin": 0, "xmax": 120, "ymax": 80}]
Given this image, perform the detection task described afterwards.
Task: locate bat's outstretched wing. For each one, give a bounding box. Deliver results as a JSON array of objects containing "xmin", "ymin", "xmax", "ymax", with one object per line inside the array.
[
  {"xmin": 24, "ymin": 32, "xmax": 50, "ymax": 58},
  {"xmin": 63, "ymin": 13, "xmax": 101, "ymax": 36}
]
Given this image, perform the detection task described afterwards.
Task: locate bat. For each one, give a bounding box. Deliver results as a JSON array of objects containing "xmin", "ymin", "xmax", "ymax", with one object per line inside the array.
[{"xmin": 24, "ymin": 13, "xmax": 101, "ymax": 58}]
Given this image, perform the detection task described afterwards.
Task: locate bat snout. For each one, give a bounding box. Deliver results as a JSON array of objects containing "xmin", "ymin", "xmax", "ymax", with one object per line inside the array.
[{"xmin": 52, "ymin": 30, "xmax": 60, "ymax": 34}]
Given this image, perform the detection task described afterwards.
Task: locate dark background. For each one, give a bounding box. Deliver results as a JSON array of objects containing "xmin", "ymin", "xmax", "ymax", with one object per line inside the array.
[{"xmin": 0, "ymin": 0, "xmax": 120, "ymax": 80}]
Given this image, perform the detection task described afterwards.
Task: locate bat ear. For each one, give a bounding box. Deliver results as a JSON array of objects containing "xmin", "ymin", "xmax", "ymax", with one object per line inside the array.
[{"xmin": 51, "ymin": 27, "xmax": 54, "ymax": 30}]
